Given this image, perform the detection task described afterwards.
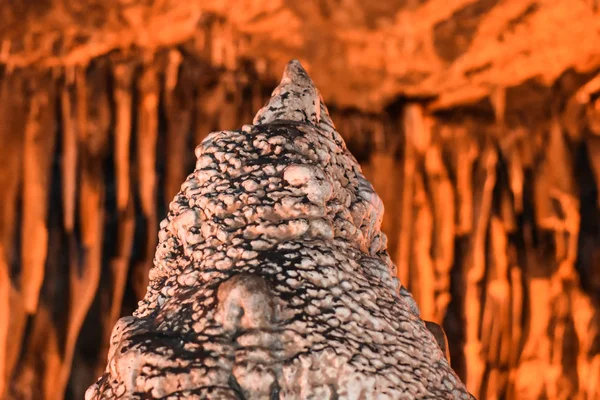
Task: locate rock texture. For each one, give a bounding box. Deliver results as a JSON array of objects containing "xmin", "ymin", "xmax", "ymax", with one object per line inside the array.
[{"xmin": 87, "ymin": 60, "xmax": 472, "ymax": 400}]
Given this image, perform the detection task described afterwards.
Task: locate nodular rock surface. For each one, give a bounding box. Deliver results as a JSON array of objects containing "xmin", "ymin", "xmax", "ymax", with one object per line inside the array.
[{"xmin": 87, "ymin": 60, "xmax": 473, "ymax": 399}]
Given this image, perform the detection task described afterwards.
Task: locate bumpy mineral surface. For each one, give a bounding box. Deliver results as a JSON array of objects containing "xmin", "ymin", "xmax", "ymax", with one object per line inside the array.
[{"xmin": 87, "ymin": 60, "xmax": 473, "ymax": 399}]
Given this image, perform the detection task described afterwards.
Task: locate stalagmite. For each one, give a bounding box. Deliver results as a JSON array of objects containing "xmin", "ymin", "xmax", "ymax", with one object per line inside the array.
[
  {"xmin": 87, "ymin": 60, "xmax": 473, "ymax": 399},
  {"xmin": 21, "ymin": 74, "xmax": 57, "ymax": 314}
]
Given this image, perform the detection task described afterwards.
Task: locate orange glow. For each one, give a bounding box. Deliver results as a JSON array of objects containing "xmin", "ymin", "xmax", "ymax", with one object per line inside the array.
[{"xmin": 1, "ymin": 1, "xmax": 600, "ymax": 398}]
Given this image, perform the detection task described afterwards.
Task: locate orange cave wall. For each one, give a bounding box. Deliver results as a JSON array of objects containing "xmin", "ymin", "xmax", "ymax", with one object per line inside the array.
[{"xmin": 1, "ymin": 0, "xmax": 600, "ymax": 399}]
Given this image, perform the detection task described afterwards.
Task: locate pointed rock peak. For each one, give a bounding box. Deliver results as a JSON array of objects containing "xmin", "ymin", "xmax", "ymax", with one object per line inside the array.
[{"xmin": 253, "ymin": 59, "xmax": 335, "ymax": 129}]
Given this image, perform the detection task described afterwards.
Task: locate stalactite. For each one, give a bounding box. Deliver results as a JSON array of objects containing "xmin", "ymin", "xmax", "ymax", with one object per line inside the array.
[
  {"xmin": 99, "ymin": 199, "xmax": 134, "ymax": 379},
  {"xmin": 60, "ymin": 67, "xmax": 77, "ymax": 234},
  {"xmin": 163, "ymin": 50, "xmax": 193, "ymax": 203},
  {"xmin": 544, "ymin": 119, "xmax": 581, "ymax": 398},
  {"xmin": 137, "ymin": 57, "xmax": 159, "ymax": 221},
  {"xmin": 412, "ymin": 170, "xmax": 436, "ymax": 321},
  {"xmin": 101, "ymin": 56, "xmax": 136, "ymax": 369},
  {"xmin": 0, "ymin": 71, "xmax": 25, "ymax": 267},
  {"xmin": 588, "ymin": 98, "xmax": 600, "ymax": 136},
  {"xmin": 571, "ymin": 287, "xmax": 597, "ymax": 398},
  {"xmin": 218, "ymin": 71, "xmax": 242, "ymax": 130},
  {"xmin": 111, "ymin": 58, "xmax": 135, "ymax": 213},
  {"xmin": 42, "ymin": 324, "xmax": 60, "ymax": 400},
  {"xmin": 481, "ymin": 215, "xmax": 511, "ymax": 398},
  {"xmin": 588, "ymin": 354, "xmax": 600, "ymax": 399},
  {"xmin": 58, "ymin": 62, "xmax": 109, "ymax": 399},
  {"xmin": 21, "ymin": 73, "xmax": 57, "ymax": 314},
  {"xmin": 0, "ymin": 70, "xmax": 26, "ymax": 397},
  {"xmin": 479, "ymin": 87, "xmax": 512, "ymax": 399},
  {"xmin": 251, "ymin": 80, "xmax": 264, "ymax": 123},
  {"xmin": 194, "ymin": 72, "xmax": 224, "ymax": 146},
  {"xmin": 463, "ymin": 143, "xmax": 497, "ymax": 397},
  {"xmin": 363, "ymin": 117, "xmax": 401, "ymax": 255},
  {"xmin": 506, "ymin": 132, "xmax": 525, "ymax": 214},
  {"xmin": 237, "ymin": 69, "xmax": 256, "ymax": 128},
  {"xmin": 424, "ymin": 142, "xmax": 455, "ymax": 324},
  {"xmin": 5, "ymin": 288, "xmax": 27, "ymax": 399},
  {"xmin": 586, "ymin": 135, "xmax": 600, "ymax": 208},
  {"xmin": 507, "ymin": 259, "xmax": 523, "ymax": 399},
  {"xmin": 11, "ymin": 305, "xmax": 60, "ymax": 399},
  {"xmin": 133, "ymin": 56, "xmax": 160, "ymax": 300},
  {"xmin": 1, "ymin": 47, "xmax": 600, "ymax": 399},
  {"xmin": 396, "ymin": 104, "xmax": 421, "ymax": 288},
  {"xmin": 0, "ymin": 246, "xmax": 8, "ymax": 397},
  {"xmin": 499, "ymin": 184, "xmax": 518, "ymax": 233},
  {"xmin": 576, "ymin": 73, "xmax": 600, "ymax": 104},
  {"xmin": 548, "ymin": 194, "xmax": 581, "ymax": 399},
  {"xmin": 210, "ymin": 21, "xmax": 225, "ymax": 69},
  {"xmin": 517, "ymin": 276, "xmax": 553, "ymax": 399},
  {"xmin": 454, "ymin": 127, "xmax": 478, "ymax": 236},
  {"xmin": 547, "ymin": 119, "xmax": 577, "ymax": 199}
]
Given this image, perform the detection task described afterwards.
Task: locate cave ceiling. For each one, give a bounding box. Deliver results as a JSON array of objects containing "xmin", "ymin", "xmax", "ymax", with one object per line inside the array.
[{"xmin": 1, "ymin": 0, "xmax": 599, "ymax": 112}]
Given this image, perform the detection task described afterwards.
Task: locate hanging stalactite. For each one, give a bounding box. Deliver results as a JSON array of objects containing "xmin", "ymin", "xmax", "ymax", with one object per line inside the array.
[
  {"xmin": 20, "ymin": 73, "xmax": 57, "ymax": 315},
  {"xmin": 163, "ymin": 50, "xmax": 194, "ymax": 204},
  {"xmin": 60, "ymin": 67, "xmax": 77, "ymax": 235},
  {"xmin": 96, "ymin": 56, "xmax": 138, "ymax": 376},
  {"xmin": 132, "ymin": 55, "xmax": 160, "ymax": 300},
  {"xmin": 58, "ymin": 61, "xmax": 110, "ymax": 399}
]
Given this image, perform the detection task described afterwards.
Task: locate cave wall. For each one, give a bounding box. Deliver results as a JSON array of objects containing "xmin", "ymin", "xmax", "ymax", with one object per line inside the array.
[{"xmin": 1, "ymin": 0, "xmax": 600, "ymax": 399}]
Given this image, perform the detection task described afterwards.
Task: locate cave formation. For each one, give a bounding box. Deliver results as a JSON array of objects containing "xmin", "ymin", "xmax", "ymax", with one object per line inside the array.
[
  {"xmin": 1, "ymin": 0, "xmax": 600, "ymax": 399},
  {"xmin": 87, "ymin": 58, "xmax": 473, "ymax": 399}
]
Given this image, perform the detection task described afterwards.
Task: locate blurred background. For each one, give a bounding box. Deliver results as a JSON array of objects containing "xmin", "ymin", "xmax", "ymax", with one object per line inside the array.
[{"xmin": 1, "ymin": 0, "xmax": 600, "ymax": 398}]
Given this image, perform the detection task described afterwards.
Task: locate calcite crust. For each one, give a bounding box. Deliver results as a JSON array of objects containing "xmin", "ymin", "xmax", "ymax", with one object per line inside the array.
[{"xmin": 87, "ymin": 60, "xmax": 473, "ymax": 399}]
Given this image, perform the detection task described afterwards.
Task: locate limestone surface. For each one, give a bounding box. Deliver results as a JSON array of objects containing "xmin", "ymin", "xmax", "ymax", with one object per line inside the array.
[{"xmin": 87, "ymin": 60, "xmax": 473, "ymax": 399}]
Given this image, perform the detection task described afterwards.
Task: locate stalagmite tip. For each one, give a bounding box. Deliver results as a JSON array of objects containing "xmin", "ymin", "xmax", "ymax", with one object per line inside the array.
[{"xmin": 253, "ymin": 59, "xmax": 334, "ymax": 128}]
